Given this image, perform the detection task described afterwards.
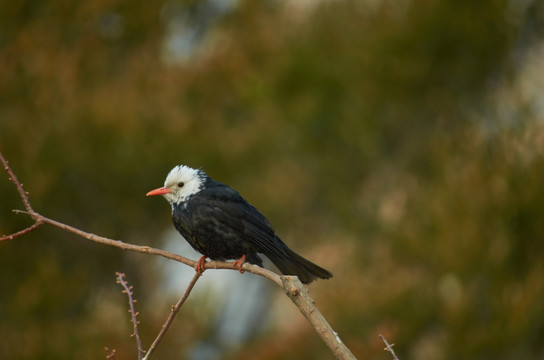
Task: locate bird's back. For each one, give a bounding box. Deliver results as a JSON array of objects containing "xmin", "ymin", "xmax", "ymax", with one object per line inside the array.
[
  {"xmin": 170, "ymin": 177, "xmax": 332, "ymax": 283},
  {"xmin": 171, "ymin": 180, "xmax": 274, "ymax": 264}
]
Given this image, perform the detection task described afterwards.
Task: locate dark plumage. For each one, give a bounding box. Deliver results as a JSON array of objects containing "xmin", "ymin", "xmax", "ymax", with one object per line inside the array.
[{"xmin": 146, "ymin": 165, "xmax": 333, "ymax": 284}]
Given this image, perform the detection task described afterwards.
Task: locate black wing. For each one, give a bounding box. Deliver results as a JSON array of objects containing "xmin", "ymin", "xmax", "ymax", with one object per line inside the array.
[{"xmin": 194, "ymin": 184, "xmax": 289, "ymax": 259}]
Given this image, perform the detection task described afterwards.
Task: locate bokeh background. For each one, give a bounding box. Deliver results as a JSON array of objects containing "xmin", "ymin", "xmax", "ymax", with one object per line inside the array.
[{"xmin": 2, "ymin": 0, "xmax": 544, "ymax": 359}]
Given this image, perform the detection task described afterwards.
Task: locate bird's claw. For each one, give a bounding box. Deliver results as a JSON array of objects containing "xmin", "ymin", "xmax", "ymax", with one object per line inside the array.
[
  {"xmin": 232, "ymin": 254, "xmax": 247, "ymax": 274},
  {"xmin": 195, "ymin": 256, "xmax": 207, "ymax": 275}
]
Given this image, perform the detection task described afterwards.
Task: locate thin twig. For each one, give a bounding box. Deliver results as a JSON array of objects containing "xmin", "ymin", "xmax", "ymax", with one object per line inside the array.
[
  {"xmin": 0, "ymin": 153, "xmax": 43, "ymax": 241},
  {"xmin": 143, "ymin": 272, "xmax": 201, "ymax": 360},
  {"xmin": 379, "ymin": 334, "xmax": 399, "ymax": 360},
  {"xmin": 104, "ymin": 347, "xmax": 119, "ymax": 360},
  {"xmin": 116, "ymin": 273, "xmax": 144, "ymax": 360},
  {"xmin": 0, "ymin": 152, "xmax": 34, "ymax": 213},
  {"xmin": 0, "ymin": 221, "xmax": 42, "ymax": 242}
]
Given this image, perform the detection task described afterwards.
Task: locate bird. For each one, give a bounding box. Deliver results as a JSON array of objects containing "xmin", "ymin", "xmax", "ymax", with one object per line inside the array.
[{"xmin": 146, "ymin": 165, "xmax": 333, "ymax": 284}]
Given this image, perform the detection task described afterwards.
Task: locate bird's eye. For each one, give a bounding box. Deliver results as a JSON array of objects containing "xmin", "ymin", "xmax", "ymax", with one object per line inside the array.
[{"xmin": 178, "ymin": 182, "xmax": 184, "ymax": 187}]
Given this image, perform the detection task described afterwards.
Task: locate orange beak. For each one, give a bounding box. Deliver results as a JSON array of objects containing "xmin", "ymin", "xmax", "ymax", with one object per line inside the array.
[{"xmin": 146, "ymin": 187, "xmax": 171, "ymax": 196}]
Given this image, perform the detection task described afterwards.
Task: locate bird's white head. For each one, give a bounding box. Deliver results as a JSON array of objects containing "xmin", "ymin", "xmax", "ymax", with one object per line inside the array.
[{"xmin": 146, "ymin": 165, "xmax": 206, "ymax": 206}]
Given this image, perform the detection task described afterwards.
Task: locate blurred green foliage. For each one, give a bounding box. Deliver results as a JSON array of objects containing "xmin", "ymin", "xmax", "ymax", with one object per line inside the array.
[{"xmin": 1, "ymin": 0, "xmax": 544, "ymax": 359}]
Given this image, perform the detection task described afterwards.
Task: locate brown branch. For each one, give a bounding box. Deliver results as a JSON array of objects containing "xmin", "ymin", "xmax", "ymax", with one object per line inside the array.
[
  {"xmin": 0, "ymin": 152, "xmax": 35, "ymax": 213},
  {"xmin": 281, "ymin": 276, "xmax": 356, "ymax": 360},
  {"xmin": 1, "ymin": 221, "xmax": 42, "ymax": 242},
  {"xmin": 116, "ymin": 273, "xmax": 144, "ymax": 360},
  {"xmin": 1, "ymin": 152, "xmax": 353, "ymax": 360},
  {"xmin": 143, "ymin": 271, "xmax": 201, "ymax": 360},
  {"xmin": 0, "ymin": 153, "xmax": 43, "ymax": 241},
  {"xmin": 379, "ymin": 334, "xmax": 399, "ymax": 360}
]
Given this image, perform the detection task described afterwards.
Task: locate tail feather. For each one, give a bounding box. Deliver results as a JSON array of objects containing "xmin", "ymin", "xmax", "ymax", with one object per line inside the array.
[{"xmin": 266, "ymin": 242, "xmax": 333, "ymax": 284}]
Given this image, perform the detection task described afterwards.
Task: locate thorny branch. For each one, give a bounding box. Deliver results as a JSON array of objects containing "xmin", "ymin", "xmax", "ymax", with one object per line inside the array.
[
  {"xmin": 0, "ymin": 152, "xmax": 356, "ymax": 360},
  {"xmin": 116, "ymin": 273, "xmax": 144, "ymax": 360}
]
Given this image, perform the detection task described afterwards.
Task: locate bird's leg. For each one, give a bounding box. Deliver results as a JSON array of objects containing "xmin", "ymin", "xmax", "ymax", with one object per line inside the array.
[
  {"xmin": 195, "ymin": 255, "xmax": 207, "ymax": 275},
  {"xmin": 232, "ymin": 254, "xmax": 247, "ymax": 274}
]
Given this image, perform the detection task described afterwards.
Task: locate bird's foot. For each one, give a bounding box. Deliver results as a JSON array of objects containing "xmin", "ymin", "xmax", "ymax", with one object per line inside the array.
[
  {"xmin": 232, "ymin": 254, "xmax": 247, "ymax": 274},
  {"xmin": 195, "ymin": 256, "xmax": 207, "ymax": 275}
]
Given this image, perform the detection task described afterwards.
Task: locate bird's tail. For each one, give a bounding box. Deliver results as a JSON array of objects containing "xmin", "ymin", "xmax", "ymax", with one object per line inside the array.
[{"xmin": 266, "ymin": 238, "xmax": 333, "ymax": 284}]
